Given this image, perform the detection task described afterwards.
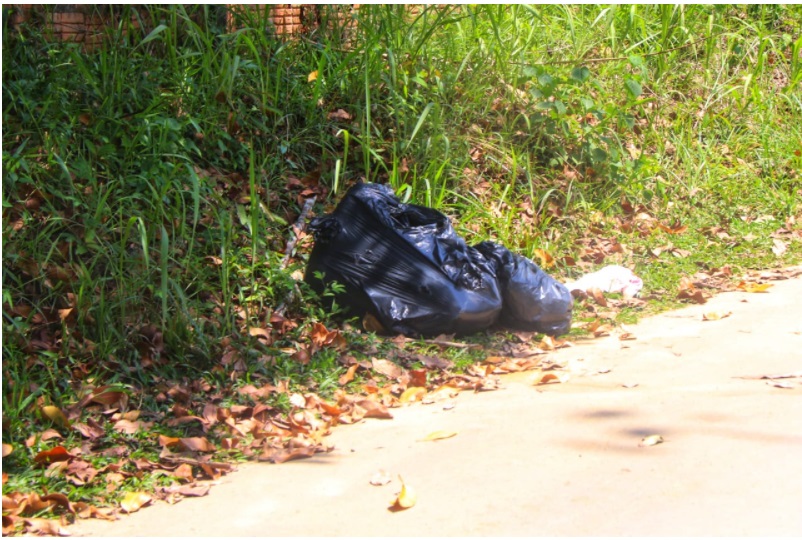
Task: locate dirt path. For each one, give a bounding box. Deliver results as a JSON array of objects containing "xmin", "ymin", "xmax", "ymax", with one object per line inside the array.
[{"xmin": 73, "ymin": 275, "xmax": 802, "ymax": 536}]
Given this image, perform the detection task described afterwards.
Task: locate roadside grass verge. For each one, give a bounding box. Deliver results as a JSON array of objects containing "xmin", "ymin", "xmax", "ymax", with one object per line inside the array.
[{"xmin": 2, "ymin": 4, "xmax": 800, "ymax": 533}]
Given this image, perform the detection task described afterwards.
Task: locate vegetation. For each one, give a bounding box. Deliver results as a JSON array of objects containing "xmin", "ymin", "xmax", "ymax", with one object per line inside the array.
[{"xmin": 2, "ymin": 4, "xmax": 800, "ymax": 533}]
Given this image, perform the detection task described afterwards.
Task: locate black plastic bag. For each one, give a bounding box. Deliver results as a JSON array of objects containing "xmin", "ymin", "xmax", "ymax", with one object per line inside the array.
[
  {"xmin": 304, "ymin": 183, "xmax": 572, "ymax": 337},
  {"xmin": 474, "ymin": 242, "xmax": 574, "ymax": 336}
]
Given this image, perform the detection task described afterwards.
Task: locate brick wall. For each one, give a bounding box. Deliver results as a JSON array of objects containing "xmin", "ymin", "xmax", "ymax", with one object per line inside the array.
[{"xmin": 6, "ymin": 4, "xmax": 360, "ymax": 49}]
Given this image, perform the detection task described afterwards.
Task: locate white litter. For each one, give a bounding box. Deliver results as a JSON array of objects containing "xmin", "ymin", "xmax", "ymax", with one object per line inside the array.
[{"xmin": 566, "ymin": 265, "xmax": 643, "ymax": 298}]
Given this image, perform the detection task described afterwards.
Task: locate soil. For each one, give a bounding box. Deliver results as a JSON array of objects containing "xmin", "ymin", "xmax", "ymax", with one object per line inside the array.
[{"xmin": 72, "ymin": 274, "xmax": 802, "ymax": 537}]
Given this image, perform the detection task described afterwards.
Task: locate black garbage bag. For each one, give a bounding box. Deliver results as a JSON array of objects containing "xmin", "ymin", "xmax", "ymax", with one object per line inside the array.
[
  {"xmin": 474, "ymin": 242, "xmax": 574, "ymax": 336},
  {"xmin": 304, "ymin": 182, "xmax": 572, "ymax": 337},
  {"xmin": 305, "ymin": 183, "xmax": 503, "ymax": 336}
]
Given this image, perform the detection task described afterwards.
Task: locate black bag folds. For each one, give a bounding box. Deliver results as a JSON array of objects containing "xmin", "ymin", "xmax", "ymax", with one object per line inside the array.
[{"xmin": 305, "ymin": 183, "xmax": 572, "ymax": 337}]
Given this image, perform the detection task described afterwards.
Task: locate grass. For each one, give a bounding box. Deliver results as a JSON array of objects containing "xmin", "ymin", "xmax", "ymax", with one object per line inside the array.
[{"xmin": 2, "ymin": 4, "xmax": 801, "ymax": 530}]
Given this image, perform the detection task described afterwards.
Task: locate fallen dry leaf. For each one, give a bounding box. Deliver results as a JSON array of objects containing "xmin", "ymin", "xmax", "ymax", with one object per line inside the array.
[
  {"xmin": 399, "ymin": 387, "xmax": 427, "ymax": 404},
  {"xmin": 41, "ymin": 405, "xmax": 71, "ymax": 429},
  {"xmin": 639, "ymin": 434, "xmax": 664, "ymax": 447},
  {"xmin": 532, "ymin": 372, "xmax": 569, "ymax": 386},
  {"xmin": 113, "ymin": 419, "xmax": 152, "ymax": 434},
  {"xmin": 734, "ymin": 371, "xmax": 802, "ymax": 380},
  {"xmin": 327, "ymin": 108, "xmax": 353, "ymax": 121},
  {"xmin": 248, "ymin": 327, "xmax": 271, "ymax": 339},
  {"xmin": 33, "ymin": 446, "xmax": 73, "ymax": 464},
  {"xmin": 677, "ymin": 288, "xmax": 706, "ymax": 304},
  {"xmin": 22, "ymin": 518, "xmax": 66, "ymax": 536},
  {"xmin": 419, "ymin": 430, "xmax": 458, "ymax": 442},
  {"xmin": 338, "ymin": 364, "xmax": 359, "ymax": 386},
  {"xmin": 421, "ymin": 385, "xmax": 460, "ymax": 404},
  {"xmin": 388, "ymin": 476, "xmax": 416, "ymax": 511},
  {"xmin": 357, "ymin": 400, "xmax": 393, "ymax": 420},
  {"xmin": 259, "ymin": 446, "xmax": 318, "ymax": 464},
  {"xmin": 120, "ymin": 492, "xmax": 152, "ymax": 513},
  {"xmin": 587, "ymin": 287, "xmax": 608, "ymax": 307},
  {"xmin": 178, "ymin": 437, "xmax": 216, "ymax": 453},
  {"xmin": 370, "ymin": 470, "xmax": 392, "ymax": 486},
  {"xmin": 736, "ymin": 282, "xmax": 773, "ymax": 293},
  {"xmin": 767, "ymin": 381, "xmax": 794, "ymax": 389},
  {"xmin": 532, "ymin": 248, "xmax": 554, "ymax": 268},
  {"xmin": 771, "ymin": 238, "xmax": 787, "ymax": 257},
  {"xmin": 371, "ymin": 358, "xmax": 403, "ymax": 380},
  {"xmin": 289, "ymin": 393, "xmax": 307, "ymax": 408},
  {"xmin": 702, "ymin": 311, "xmax": 732, "ymax": 321}
]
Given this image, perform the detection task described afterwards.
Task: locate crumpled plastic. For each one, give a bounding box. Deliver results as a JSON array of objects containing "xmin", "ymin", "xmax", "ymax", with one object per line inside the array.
[
  {"xmin": 566, "ymin": 265, "xmax": 643, "ymax": 298},
  {"xmin": 304, "ymin": 183, "xmax": 573, "ymax": 337}
]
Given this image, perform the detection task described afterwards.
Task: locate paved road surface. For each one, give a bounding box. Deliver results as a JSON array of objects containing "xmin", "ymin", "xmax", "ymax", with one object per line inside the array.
[{"xmin": 73, "ymin": 275, "xmax": 802, "ymax": 536}]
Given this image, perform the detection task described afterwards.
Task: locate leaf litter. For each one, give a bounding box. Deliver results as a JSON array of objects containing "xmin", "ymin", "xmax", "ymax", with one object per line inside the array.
[{"xmin": 4, "ymin": 200, "xmax": 796, "ymax": 536}]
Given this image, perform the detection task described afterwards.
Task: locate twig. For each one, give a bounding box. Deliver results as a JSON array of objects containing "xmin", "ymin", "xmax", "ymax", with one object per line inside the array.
[
  {"xmin": 281, "ymin": 196, "xmax": 317, "ymax": 269},
  {"xmin": 275, "ymin": 196, "xmax": 317, "ymax": 316}
]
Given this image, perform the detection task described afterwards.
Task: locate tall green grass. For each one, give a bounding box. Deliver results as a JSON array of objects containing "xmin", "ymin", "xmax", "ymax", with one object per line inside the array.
[{"xmin": 2, "ymin": 4, "xmax": 800, "ymax": 448}]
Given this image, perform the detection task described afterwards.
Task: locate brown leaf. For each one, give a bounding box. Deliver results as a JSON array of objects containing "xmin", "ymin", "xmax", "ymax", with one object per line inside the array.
[
  {"xmin": 172, "ymin": 463, "xmax": 194, "ymax": 482},
  {"xmin": 409, "ymin": 368, "xmax": 428, "ymax": 388},
  {"xmin": 248, "ymin": 327, "xmax": 271, "ymax": 339},
  {"xmin": 259, "ymin": 446, "xmax": 318, "ymax": 464},
  {"xmin": 734, "ymin": 371, "xmax": 802, "ymax": 380},
  {"xmin": 417, "ymin": 354, "xmax": 454, "ymax": 370},
  {"xmin": 25, "ymin": 428, "xmax": 64, "ymax": 448},
  {"xmin": 113, "ymin": 419, "xmax": 152, "ymax": 434},
  {"xmin": 178, "ymin": 437, "xmax": 215, "ymax": 453},
  {"xmin": 72, "ymin": 502, "xmax": 116, "ymax": 520},
  {"xmin": 587, "ymin": 287, "xmax": 608, "ymax": 307},
  {"xmin": 357, "ymin": 399, "xmax": 393, "ymax": 419},
  {"xmin": 158, "ymin": 435, "xmax": 181, "ymax": 448},
  {"xmin": 532, "ymin": 372, "xmax": 569, "ymax": 386},
  {"xmin": 677, "ymin": 286, "xmax": 707, "ymax": 304},
  {"xmin": 338, "ymin": 364, "xmax": 359, "ymax": 386},
  {"xmin": 327, "ymin": 108, "xmax": 352, "ymax": 121},
  {"xmin": 161, "ymin": 483, "xmax": 210, "ymax": 497},
  {"xmin": 72, "ymin": 418, "xmax": 106, "ymax": 439},
  {"xmin": 371, "ymin": 358, "xmax": 403, "ymax": 380},
  {"xmin": 22, "ymin": 518, "xmax": 65, "ymax": 536},
  {"xmin": 33, "ymin": 446, "xmax": 73, "ymax": 464},
  {"xmin": 90, "ymin": 387, "xmax": 127, "ymax": 407},
  {"xmin": 657, "ymin": 221, "xmax": 688, "ymax": 234},
  {"xmin": 65, "ymin": 460, "xmax": 98, "ymax": 486}
]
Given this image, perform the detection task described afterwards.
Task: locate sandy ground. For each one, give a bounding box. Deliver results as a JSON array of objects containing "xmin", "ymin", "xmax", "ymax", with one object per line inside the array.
[{"xmin": 72, "ymin": 275, "xmax": 802, "ymax": 537}]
